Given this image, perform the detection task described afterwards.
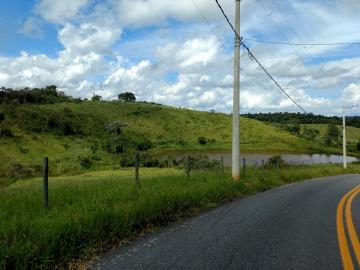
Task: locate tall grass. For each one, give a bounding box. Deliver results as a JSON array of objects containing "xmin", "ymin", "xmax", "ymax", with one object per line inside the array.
[{"xmin": 1, "ymin": 165, "xmax": 359, "ymax": 269}]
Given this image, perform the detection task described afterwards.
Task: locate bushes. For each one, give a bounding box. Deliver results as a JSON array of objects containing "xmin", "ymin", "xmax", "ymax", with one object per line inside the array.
[
  {"xmin": 7, "ymin": 162, "xmax": 33, "ymax": 180},
  {"xmin": 266, "ymin": 155, "xmax": 286, "ymax": 168},
  {"xmin": 79, "ymin": 156, "xmax": 93, "ymax": 169},
  {"xmin": 119, "ymin": 153, "xmax": 220, "ymax": 170},
  {"xmin": 0, "ymin": 85, "xmax": 71, "ymax": 104},
  {"xmin": 301, "ymin": 127, "xmax": 319, "ymax": 140},
  {"xmin": 107, "ymin": 133, "xmax": 153, "ymax": 154},
  {"xmin": 136, "ymin": 138, "xmax": 152, "ymax": 151},
  {"xmin": 0, "ymin": 128, "xmax": 13, "ymax": 138},
  {"xmin": 47, "ymin": 113, "xmax": 81, "ymax": 135},
  {"xmin": 181, "ymin": 154, "xmax": 221, "ymax": 170},
  {"xmin": 198, "ymin": 137, "xmax": 207, "ymax": 145}
]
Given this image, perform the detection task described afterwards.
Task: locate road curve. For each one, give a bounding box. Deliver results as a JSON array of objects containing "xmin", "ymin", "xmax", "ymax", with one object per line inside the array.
[{"xmin": 89, "ymin": 174, "xmax": 360, "ymax": 270}]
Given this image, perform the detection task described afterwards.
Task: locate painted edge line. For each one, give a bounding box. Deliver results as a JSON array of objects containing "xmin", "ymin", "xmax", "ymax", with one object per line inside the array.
[
  {"xmin": 345, "ymin": 186, "xmax": 360, "ymax": 267},
  {"xmin": 337, "ymin": 184, "xmax": 360, "ymax": 270}
]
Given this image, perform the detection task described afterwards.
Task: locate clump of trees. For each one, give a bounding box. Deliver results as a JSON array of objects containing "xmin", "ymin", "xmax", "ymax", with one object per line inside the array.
[
  {"xmin": 266, "ymin": 155, "xmax": 286, "ymax": 168},
  {"xmin": 118, "ymin": 92, "xmax": 136, "ymax": 102},
  {"xmin": 323, "ymin": 123, "xmax": 340, "ymax": 146},
  {"xmin": 0, "ymin": 85, "xmax": 72, "ymax": 104},
  {"xmin": 244, "ymin": 112, "xmax": 360, "ymax": 129},
  {"xmin": 301, "ymin": 127, "xmax": 319, "ymax": 140},
  {"xmin": 91, "ymin": 95, "xmax": 102, "ymax": 101},
  {"xmin": 198, "ymin": 136, "xmax": 207, "ymax": 145}
]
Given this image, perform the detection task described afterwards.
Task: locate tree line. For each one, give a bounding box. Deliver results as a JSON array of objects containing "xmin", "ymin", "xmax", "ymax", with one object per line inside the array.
[
  {"xmin": 0, "ymin": 86, "xmax": 72, "ymax": 104},
  {"xmin": 0, "ymin": 86, "xmax": 138, "ymax": 105},
  {"xmin": 243, "ymin": 112, "xmax": 360, "ymax": 128}
]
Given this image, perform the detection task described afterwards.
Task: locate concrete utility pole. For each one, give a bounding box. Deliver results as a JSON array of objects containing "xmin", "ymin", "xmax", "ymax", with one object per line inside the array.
[
  {"xmin": 232, "ymin": 0, "xmax": 241, "ymax": 181},
  {"xmin": 343, "ymin": 106, "xmax": 347, "ymax": 169}
]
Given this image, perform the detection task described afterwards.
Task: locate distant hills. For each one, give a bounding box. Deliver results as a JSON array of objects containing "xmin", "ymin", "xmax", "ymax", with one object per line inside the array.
[{"xmin": 0, "ymin": 87, "xmax": 357, "ymax": 185}]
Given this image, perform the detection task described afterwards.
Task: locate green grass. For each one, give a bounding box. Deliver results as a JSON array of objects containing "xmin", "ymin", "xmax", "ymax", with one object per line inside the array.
[
  {"xmin": 1, "ymin": 165, "xmax": 360, "ymax": 269},
  {"xmin": 301, "ymin": 123, "xmax": 360, "ymax": 143},
  {"xmin": 0, "ymin": 101, "xmax": 335, "ymax": 184}
]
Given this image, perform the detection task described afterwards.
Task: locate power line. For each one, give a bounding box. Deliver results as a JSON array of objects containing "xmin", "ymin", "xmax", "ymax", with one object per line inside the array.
[
  {"xmin": 214, "ymin": 0, "xmax": 307, "ymax": 113},
  {"xmin": 190, "ymin": 0, "xmax": 228, "ymax": 51},
  {"xmin": 255, "ymin": 0, "xmax": 312, "ymax": 68},
  {"xmin": 243, "ymin": 37, "xmax": 360, "ymax": 46}
]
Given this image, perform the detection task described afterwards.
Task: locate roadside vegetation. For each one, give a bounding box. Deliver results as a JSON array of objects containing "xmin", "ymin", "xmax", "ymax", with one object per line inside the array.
[
  {"xmin": 0, "ymin": 87, "xmax": 339, "ymax": 186},
  {"xmin": 1, "ymin": 162, "xmax": 360, "ymax": 269},
  {"xmin": 244, "ymin": 112, "xmax": 360, "ymax": 128}
]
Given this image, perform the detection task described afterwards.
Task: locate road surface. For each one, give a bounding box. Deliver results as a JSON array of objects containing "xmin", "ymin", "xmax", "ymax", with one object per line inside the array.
[{"xmin": 89, "ymin": 174, "xmax": 360, "ymax": 270}]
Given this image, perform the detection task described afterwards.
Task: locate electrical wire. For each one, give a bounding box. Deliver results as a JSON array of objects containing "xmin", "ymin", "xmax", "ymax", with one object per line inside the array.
[
  {"xmin": 190, "ymin": 0, "xmax": 228, "ymax": 51},
  {"xmin": 243, "ymin": 37, "xmax": 360, "ymax": 46},
  {"xmin": 214, "ymin": 0, "xmax": 307, "ymax": 113}
]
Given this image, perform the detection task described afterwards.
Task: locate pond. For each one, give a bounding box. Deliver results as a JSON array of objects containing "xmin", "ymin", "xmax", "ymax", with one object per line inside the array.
[{"xmin": 156, "ymin": 150, "xmax": 358, "ymax": 167}]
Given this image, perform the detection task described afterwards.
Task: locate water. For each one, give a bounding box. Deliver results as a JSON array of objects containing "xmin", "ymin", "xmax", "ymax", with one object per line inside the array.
[{"xmin": 157, "ymin": 150, "xmax": 358, "ymax": 166}]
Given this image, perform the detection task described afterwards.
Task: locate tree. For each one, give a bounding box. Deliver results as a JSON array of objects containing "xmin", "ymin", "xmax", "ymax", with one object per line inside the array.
[
  {"xmin": 286, "ymin": 124, "xmax": 300, "ymax": 135},
  {"xmin": 118, "ymin": 92, "xmax": 136, "ymax": 103},
  {"xmin": 301, "ymin": 127, "xmax": 319, "ymax": 140},
  {"xmin": 106, "ymin": 120, "xmax": 127, "ymax": 134},
  {"xmin": 92, "ymin": 95, "xmax": 102, "ymax": 101},
  {"xmin": 198, "ymin": 137, "xmax": 207, "ymax": 145},
  {"xmin": 357, "ymin": 140, "xmax": 360, "ymax": 152},
  {"xmin": 323, "ymin": 123, "xmax": 340, "ymax": 146}
]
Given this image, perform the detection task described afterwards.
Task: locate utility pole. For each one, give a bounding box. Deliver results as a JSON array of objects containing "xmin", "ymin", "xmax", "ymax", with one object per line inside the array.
[
  {"xmin": 343, "ymin": 106, "xmax": 347, "ymax": 169},
  {"xmin": 232, "ymin": 0, "xmax": 241, "ymax": 181}
]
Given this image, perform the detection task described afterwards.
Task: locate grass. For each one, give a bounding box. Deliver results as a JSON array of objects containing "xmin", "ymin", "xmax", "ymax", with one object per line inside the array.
[
  {"xmin": 301, "ymin": 123, "xmax": 360, "ymax": 143},
  {"xmin": 0, "ymin": 101, "xmax": 336, "ymax": 183},
  {"xmin": 1, "ymin": 164, "xmax": 360, "ymax": 269}
]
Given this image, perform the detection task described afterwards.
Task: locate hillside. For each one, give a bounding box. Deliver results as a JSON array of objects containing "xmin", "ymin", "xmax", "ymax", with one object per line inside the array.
[
  {"xmin": 0, "ymin": 101, "xmax": 334, "ymax": 184},
  {"xmin": 301, "ymin": 123, "xmax": 360, "ymax": 145}
]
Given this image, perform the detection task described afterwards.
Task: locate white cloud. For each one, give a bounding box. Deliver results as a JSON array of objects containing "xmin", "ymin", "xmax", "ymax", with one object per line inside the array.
[
  {"xmin": 342, "ymin": 83, "xmax": 360, "ymax": 104},
  {"xmin": 18, "ymin": 17, "xmax": 44, "ymax": 38},
  {"xmin": 2, "ymin": 0, "xmax": 360, "ymax": 116},
  {"xmin": 36, "ymin": 0, "xmax": 90, "ymax": 24},
  {"xmin": 59, "ymin": 23, "xmax": 122, "ymax": 55}
]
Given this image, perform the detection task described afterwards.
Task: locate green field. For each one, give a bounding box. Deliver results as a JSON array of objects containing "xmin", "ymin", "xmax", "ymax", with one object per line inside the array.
[
  {"xmin": 301, "ymin": 124, "xmax": 360, "ymax": 143},
  {"xmin": 1, "ymin": 164, "xmax": 360, "ymax": 269},
  {"xmin": 0, "ymin": 101, "xmax": 337, "ymax": 185}
]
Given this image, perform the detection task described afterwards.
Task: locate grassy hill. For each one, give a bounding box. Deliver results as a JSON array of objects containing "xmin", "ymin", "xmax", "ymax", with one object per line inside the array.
[
  {"xmin": 300, "ymin": 124, "xmax": 360, "ymax": 143},
  {"xmin": 0, "ymin": 101, "xmax": 335, "ymax": 184}
]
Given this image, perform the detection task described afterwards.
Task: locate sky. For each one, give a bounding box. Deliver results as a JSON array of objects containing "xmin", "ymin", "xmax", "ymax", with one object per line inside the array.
[{"xmin": 1, "ymin": 0, "xmax": 360, "ymax": 115}]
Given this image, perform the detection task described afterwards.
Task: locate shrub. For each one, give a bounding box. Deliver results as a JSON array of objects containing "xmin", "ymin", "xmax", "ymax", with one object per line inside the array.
[
  {"xmin": 7, "ymin": 162, "xmax": 33, "ymax": 180},
  {"xmin": 63, "ymin": 107, "xmax": 72, "ymax": 114},
  {"xmin": 91, "ymin": 95, "xmax": 102, "ymax": 101},
  {"xmin": 0, "ymin": 112, "xmax": 4, "ymax": 122},
  {"xmin": 266, "ymin": 155, "xmax": 286, "ymax": 168},
  {"xmin": 301, "ymin": 127, "xmax": 319, "ymax": 140},
  {"xmin": 106, "ymin": 121, "xmax": 127, "ymax": 134},
  {"xmin": 286, "ymin": 124, "xmax": 300, "ymax": 135},
  {"xmin": 79, "ymin": 156, "xmax": 92, "ymax": 169},
  {"xmin": 180, "ymin": 154, "xmax": 220, "ymax": 170},
  {"xmin": 198, "ymin": 137, "xmax": 207, "ymax": 145},
  {"xmin": 47, "ymin": 114, "xmax": 80, "ymax": 135},
  {"xmin": 118, "ymin": 92, "xmax": 136, "ymax": 102},
  {"xmin": 176, "ymin": 139, "xmax": 185, "ymax": 146},
  {"xmin": 136, "ymin": 139, "xmax": 152, "ymax": 151},
  {"xmin": 0, "ymin": 128, "xmax": 13, "ymax": 137}
]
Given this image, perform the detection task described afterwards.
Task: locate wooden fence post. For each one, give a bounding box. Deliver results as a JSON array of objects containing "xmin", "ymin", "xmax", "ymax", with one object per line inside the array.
[
  {"xmin": 135, "ymin": 154, "xmax": 140, "ymax": 188},
  {"xmin": 261, "ymin": 159, "xmax": 265, "ymax": 182},
  {"xmin": 243, "ymin": 158, "xmax": 246, "ymax": 177},
  {"xmin": 43, "ymin": 157, "xmax": 49, "ymax": 210},
  {"xmin": 186, "ymin": 155, "xmax": 191, "ymax": 180},
  {"xmin": 221, "ymin": 156, "xmax": 224, "ymax": 177}
]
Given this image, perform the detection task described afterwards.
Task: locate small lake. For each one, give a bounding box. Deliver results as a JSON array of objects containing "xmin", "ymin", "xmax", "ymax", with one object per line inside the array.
[{"xmin": 156, "ymin": 151, "xmax": 358, "ymax": 166}]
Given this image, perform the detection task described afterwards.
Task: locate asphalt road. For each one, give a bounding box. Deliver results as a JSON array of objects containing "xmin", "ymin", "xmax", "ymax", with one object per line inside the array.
[{"xmin": 89, "ymin": 174, "xmax": 360, "ymax": 270}]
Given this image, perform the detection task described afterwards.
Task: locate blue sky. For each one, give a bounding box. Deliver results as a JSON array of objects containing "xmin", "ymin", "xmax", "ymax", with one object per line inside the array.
[{"xmin": 1, "ymin": 0, "xmax": 360, "ymax": 115}]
